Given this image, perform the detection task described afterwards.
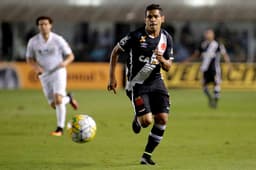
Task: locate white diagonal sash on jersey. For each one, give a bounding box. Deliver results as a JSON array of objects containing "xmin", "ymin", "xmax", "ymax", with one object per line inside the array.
[
  {"xmin": 201, "ymin": 41, "xmax": 218, "ymax": 72},
  {"xmin": 126, "ymin": 33, "xmax": 167, "ymax": 91}
]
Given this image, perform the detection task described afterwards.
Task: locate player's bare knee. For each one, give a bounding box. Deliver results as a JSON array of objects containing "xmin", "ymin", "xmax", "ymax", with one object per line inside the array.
[
  {"xmin": 54, "ymin": 94, "xmax": 63, "ymax": 105},
  {"xmin": 155, "ymin": 113, "xmax": 169, "ymax": 125},
  {"xmin": 141, "ymin": 119, "xmax": 152, "ymax": 128},
  {"xmin": 158, "ymin": 118, "xmax": 168, "ymax": 125},
  {"xmin": 140, "ymin": 114, "xmax": 153, "ymax": 127}
]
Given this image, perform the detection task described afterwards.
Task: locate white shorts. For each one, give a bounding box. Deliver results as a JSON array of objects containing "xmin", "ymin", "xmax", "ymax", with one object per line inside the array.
[{"xmin": 38, "ymin": 68, "xmax": 67, "ymax": 104}]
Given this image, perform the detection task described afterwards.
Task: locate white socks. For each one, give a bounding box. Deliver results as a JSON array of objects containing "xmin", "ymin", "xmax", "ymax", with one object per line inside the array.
[
  {"xmin": 55, "ymin": 103, "xmax": 66, "ymax": 128},
  {"xmin": 62, "ymin": 96, "xmax": 70, "ymax": 105}
]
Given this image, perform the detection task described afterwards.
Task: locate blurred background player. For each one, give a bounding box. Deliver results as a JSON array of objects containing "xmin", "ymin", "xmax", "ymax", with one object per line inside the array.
[
  {"xmin": 107, "ymin": 4, "xmax": 174, "ymax": 165},
  {"xmin": 26, "ymin": 16, "xmax": 79, "ymax": 136},
  {"xmin": 185, "ymin": 29, "xmax": 231, "ymax": 108}
]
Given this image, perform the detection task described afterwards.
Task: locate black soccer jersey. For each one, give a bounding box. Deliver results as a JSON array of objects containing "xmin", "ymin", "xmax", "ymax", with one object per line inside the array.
[
  {"xmin": 198, "ymin": 40, "xmax": 226, "ymax": 73},
  {"xmin": 118, "ymin": 27, "xmax": 174, "ymax": 90}
]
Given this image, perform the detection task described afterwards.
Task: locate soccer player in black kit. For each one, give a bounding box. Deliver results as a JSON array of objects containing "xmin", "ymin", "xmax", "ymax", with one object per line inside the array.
[
  {"xmin": 186, "ymin": 29, "xmax": 231, "ymax": 108},
  {"xmin": 107, "ymin": 4, "xmax": 174, "ymax": 165}
]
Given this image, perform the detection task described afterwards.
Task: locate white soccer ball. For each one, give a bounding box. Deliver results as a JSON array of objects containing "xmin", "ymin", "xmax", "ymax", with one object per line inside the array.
[{"xmin": 67, "ymin": 114, "xmax": 97, "ymax": 143}]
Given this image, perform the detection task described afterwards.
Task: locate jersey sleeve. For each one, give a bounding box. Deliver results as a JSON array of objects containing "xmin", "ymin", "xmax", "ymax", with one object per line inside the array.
[
  {"xmin": 26, "ymin": 39, "xmax": 35, "ymax": 59},
  {"xmin": 163, "ymin": 33, "xmax": 174, "ymax": 60},
  {"xmin": 117, "ymin": 33, "xmax": 133, "ymax": 52},
  {"xmin": 58, "ymin": 36, "xmax": 72, "ymax": 56}
]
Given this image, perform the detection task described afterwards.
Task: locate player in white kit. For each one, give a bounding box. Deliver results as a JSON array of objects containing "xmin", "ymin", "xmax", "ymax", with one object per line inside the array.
[{"xmin": 26, "ymin": 16, "xmax": 79, "ymax": 136}]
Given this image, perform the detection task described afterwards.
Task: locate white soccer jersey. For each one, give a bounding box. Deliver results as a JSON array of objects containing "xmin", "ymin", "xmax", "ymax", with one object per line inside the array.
[{"xmin": 26, "ymin": 32, "xmax": 72, "ymax": 72}]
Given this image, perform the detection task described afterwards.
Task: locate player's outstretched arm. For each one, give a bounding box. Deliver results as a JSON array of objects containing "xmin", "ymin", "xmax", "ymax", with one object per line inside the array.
[
  {"xmin": 107, "ymin": 45, "xmax": 122, "ymax": 94},
  {"xmin": 222, "ymin": 52, "xmax": 232, "ymax": 73},
  {"xmin": 222, "ymin": 53, "xmax": 231, "ymax": 64}
]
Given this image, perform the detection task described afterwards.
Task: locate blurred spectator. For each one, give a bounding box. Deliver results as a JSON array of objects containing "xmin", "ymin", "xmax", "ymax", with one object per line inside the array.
[{"xmin": 0, "ymin": 20, "xmax": 254, "ymax": 63}]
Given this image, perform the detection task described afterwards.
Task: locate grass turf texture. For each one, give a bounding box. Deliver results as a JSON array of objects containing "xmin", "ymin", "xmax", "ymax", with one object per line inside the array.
[{"xmin": 0, "ymin": 89, "xmax": 255, "ymax": 170}]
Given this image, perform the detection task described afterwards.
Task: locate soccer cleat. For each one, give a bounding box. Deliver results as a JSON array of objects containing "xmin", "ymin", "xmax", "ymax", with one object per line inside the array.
[
  {"xmin": 67, "ymin": 93, "xmax": 79, "ymax": 110},
  {"xmin": 140, "ymin": 157, "xmax": 156, "ymax": 165},
  {"xmin": 50, "ymin": 131, "xmax": 63, "ymax": 136},
  {"xmin": 50, "ymin": 127, "xmax": 63, "ymax": 136},
  {"xmin": 132, "ymin": 116, "xmax": 141, "ymax": 134}
]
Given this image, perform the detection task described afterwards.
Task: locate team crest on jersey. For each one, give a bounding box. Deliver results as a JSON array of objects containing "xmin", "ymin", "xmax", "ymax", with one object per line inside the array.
[{"xmin": 161, "ymin": 43, "xmax": 167, "ymax": 51}]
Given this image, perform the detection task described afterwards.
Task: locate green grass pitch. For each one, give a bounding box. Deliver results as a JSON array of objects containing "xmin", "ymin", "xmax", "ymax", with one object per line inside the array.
[{"xmin": 0, "ymin": 89, "xmax": 255, "ymax": 170}]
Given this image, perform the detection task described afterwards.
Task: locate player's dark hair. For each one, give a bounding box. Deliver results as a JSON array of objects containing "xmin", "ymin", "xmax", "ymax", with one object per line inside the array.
[
  {"xmin": 36, "ymin": 16, "xmax": 53, "ymax": 25},
  {"xmin": 145, "ymin": 4, "xmax": 163, "ymax": 16}
]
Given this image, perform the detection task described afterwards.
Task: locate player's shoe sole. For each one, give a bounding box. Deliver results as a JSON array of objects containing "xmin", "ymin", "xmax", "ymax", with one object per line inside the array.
[
  {"xmin": 67, "ymin": 93, "xmax": 79, "ymax": 110},
  {"xmin": 140, "ymin": 157, "xmax": 156, "ymax": 165},
  {"xmin": 132, "ymin": 116, "xmax": 141, "ymax": 134},
  {"xmin": 50, "ymin": 131, "xmax": 63, "ymax": 136}
]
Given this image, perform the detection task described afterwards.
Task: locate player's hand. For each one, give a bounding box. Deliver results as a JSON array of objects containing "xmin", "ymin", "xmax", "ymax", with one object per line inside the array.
[
  {"xmin": 35, "ymin": 66, "xmax": 44, "ymax": 77},
  {"xmin": 107, "ymin": 79, "xmax": 117, "ymax": 94},
  {"xmin": 59, "ymin": 62, "xmax": 66, "ymax": 68},
  {"xmin": 154, "ymin": 49, "xmax": 164, "ymax": 63}
]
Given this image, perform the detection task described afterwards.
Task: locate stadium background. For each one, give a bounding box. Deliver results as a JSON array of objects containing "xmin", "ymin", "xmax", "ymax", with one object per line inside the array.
[{"xmin": 0, "ymin": 0, "xmax": 255, "ymax": 89}]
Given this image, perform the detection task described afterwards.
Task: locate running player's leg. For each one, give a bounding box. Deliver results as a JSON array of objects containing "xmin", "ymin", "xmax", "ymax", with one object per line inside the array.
[
  {"xmin": 52, "ymin": 93, "xmax": 65, "ymax": 136},
  {"xmin": 52, "ymin": 68, "xmax": 78, "ymax": 110},
  {"xmin": 202, "ymin": 71, "xmax": 215, "ymax": 107},
  {"xmin": 213, "ymin": 84, "xmax": 220, "ymax": 107},
  {"xmin": 213, "ymin": 69, "xmax": 221, "ymax": 108},
  {"xmin": 58, "ymin": 92, "xmax": 79, "ymax": 110},
  {"xmin": 38, "ymin": 75, "xmax": 62, "ymax": 135},
  {"xmin": 67, "ymin": 92, "xmax": 79, "ymax": 110},
  {"xmin": 51, "ymin": 69, "xmax": 68, "ymax": 136},
  {"xmin": 141, "ymin": 92, "xmax": 170, "ymax": 165},
  {"xmin": 202, "ymin": 71, "xmax": 212, "ymax": 100},
  {"xmin": 130, "ymin": 93, "xmax": 153, "ymax": 133}
]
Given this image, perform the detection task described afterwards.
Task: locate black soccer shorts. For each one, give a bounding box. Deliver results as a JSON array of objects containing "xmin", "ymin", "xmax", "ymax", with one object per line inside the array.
[
  {"xmin": 126, "ymin": 80, "xmax": 170, "ymax": 116},
  {"xmin": 203, "ymin": 70, "xmax": 219, "ymax": 85}
]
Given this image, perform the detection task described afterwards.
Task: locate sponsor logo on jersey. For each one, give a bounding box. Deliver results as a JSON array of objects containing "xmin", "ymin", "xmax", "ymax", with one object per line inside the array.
[
  {"xmin": 139, "ymin": 36, "xmax": 148, "ymax": 48},
  {"xmin": 119, "ymin": 36, "xmax": 130, "ymax": 46},
  {"xmin": 139, "ymin": 55, "xmax": 150, "ymax": 63},
  {"xmin": 140, "ymin": 43, "xmax": 148, "ymax": 48}
]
